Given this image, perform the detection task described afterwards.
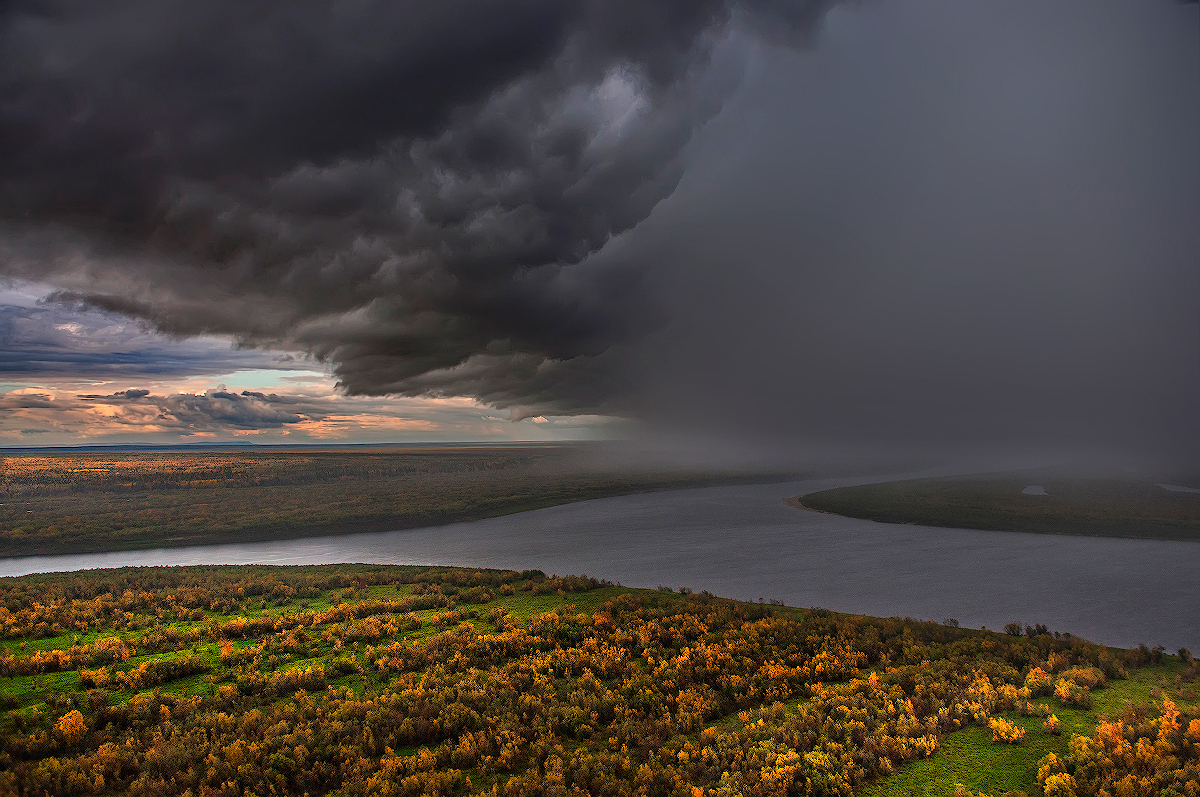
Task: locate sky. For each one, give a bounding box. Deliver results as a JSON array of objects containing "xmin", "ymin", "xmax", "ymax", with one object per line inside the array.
[{"xmin": 1, "ymin": 0, "xmax": 1197, "ymax": 454}]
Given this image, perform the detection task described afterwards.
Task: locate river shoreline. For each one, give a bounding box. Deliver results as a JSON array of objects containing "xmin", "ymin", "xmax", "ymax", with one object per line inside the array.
[{"xmin": 2, "ymin": 477, "xmax": 1196, "ymax": 651}]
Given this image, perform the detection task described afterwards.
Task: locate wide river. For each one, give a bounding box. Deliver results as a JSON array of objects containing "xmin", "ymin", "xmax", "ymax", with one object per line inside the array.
[{"xmin": 1, "ymin": 475, "xmax": 1196, "ymax": 651}]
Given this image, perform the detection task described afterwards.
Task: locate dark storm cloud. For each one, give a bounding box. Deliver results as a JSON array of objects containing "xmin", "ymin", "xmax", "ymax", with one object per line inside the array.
[
  {"xmin": 627, "ymin": 0, "xmax": 1200, "ymax": 458},
  {"xmin": 0, "ymin": 0, "xmax": 837, "ymax": 417},
  {"xmin": 0, "ymin": 302, "xmax": 302, "ymax": 378},
  {"xmin": 76, "ymin": 388, "xmax": 323, "ymax": 429},
  {"xmin": 0, "ymin": 387, "xmax": 327, "ymax": 432},
  {"xmin": 3, "ymin": 0, "xmax": 1195, "ymax": 460}
]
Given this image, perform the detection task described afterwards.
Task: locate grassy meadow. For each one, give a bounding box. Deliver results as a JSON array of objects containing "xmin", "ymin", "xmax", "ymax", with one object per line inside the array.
[
  {"xmin": 797, "ymin": 472, "xmax": 1200, "ymax": 541},
  {"xmin": 0, "ymin": 564, "xmax": 1196, "ymax": 796},
  {"xmin": 0, "ymin": 446, "xmax": 775, "ymax": 557}
]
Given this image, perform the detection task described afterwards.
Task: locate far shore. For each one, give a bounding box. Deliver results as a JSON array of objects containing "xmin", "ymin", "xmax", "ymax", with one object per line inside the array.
[{"xmin": 792, "ymin": 473, "xmax": 1200, "ymax": 542}]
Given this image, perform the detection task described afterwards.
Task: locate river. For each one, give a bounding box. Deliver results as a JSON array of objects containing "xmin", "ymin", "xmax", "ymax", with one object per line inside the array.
[{"xmin": 1, "ymin": 476, "xmax": 1196, "ymax": 651}]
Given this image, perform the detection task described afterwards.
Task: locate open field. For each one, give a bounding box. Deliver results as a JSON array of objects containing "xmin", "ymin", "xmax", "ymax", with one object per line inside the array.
[
  {"xmin": 1, "ymin": 564, "xmax": 1196, "ymax": 796},
  {"xmin": 796, "ymin": 472, "xmax": 1200, "ymax": 541},
  {"xmin": 0, "ymin": 446, "xmax": 779, "ymax": 558}
]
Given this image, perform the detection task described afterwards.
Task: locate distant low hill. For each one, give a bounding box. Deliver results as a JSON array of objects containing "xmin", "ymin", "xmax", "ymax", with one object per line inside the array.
[{"xmin": 795, "ymin": 472, "xmax": 1200, "ymax": 541}]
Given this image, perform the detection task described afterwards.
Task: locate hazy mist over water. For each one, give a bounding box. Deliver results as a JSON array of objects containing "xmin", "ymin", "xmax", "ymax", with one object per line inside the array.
[{"xmin": 3, "ymin": 478, "xmax": 1196, "ymax": 652}]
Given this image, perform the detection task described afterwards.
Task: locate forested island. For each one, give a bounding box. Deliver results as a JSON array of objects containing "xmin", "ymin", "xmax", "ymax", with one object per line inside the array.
[
  {"xmin": 796, "ymin": 472, "xmax": 1200, "ymax": 542},
  {"xmin": 0, "ymin": 564, "xmax": 1196, "ymax": 796},
  {"xmin": 0, "ymin": 447, "xmax": 777, "ymax": 558}
]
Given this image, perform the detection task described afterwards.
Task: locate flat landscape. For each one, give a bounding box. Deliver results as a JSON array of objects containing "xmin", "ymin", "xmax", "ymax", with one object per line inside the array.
[
  {"xmin": 796, "ymin": 472, "xmax": 1200, "ymax": 542},
  {"xmin": 0, "ymin": 2, "xmax": 1195, "ymax": 796},
  {"xmin": 0, "ymin": 446, "xmax": 772, "ymax": 558},
  {"xmin": 0, "ymin": 564, "xmax": 1196, "ymax": 797}
]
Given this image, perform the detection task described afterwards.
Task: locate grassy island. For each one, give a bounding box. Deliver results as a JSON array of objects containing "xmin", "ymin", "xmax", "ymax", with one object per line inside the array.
[
  {"xmin": 796, "ymin": 473, "xmax": 1200, "ymax": 542},
  {"xmin": 0, "ymin": 564, "xmax": 1196, "ymax": 796}
]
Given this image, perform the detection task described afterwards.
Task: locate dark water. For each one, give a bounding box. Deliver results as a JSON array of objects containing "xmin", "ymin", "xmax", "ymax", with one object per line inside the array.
[{"xmin": 1, "ymin": 477, "xmax": 1196, "ymax": 650}]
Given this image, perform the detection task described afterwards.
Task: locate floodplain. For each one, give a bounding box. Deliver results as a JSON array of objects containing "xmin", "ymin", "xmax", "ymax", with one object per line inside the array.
[{"xmin": 0, "ymin": 446, "xmax": 768, "ymax": 558}]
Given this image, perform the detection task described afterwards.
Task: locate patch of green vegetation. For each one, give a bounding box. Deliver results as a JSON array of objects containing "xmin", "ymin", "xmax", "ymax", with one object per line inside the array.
[
  {"xmin": 862, "ymin": 658, "xmax": 1198, "ymax": 797},
  {"xmin": 493, "ymin": 584, "xmax": 634, "ymax": 622},
  {"xmin": 863, "ymin": 723, "xmax": 1035, "ymax": 797},
  {"xmin": 797, "ymin": 472, "xmax": 1200, "ymax": 540}
]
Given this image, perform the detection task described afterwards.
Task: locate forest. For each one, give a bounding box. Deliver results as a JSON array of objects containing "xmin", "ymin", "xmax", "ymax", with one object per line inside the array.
[
  {"xmin": 0, "ymin": 447, "xmax": 767, "ymax": 557},
  {"xmin": 0, "ymin": 564, "xmax": 1196, "ymax": 797}
]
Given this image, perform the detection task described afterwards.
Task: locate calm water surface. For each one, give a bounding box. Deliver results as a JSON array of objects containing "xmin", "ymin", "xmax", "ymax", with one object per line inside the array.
[{"xmin": 1, "ymin": 476, "xmax": 1196, "ymax": 650}]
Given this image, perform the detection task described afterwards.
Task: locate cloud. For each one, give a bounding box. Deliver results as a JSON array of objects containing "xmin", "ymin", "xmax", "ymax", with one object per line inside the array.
[
  {"xmin": 80, "ymin": 388, "xmax": 322, "ymax": 429},
  {"xmin": 0, "ymin": 384, "xmax": 623, "ymax": 443},
  {"xmin": 0, "ymin": 387, "xmax": 326, "ymax": 437},
  {"xmin": 0, "ymin": 0, "xmax": 839, "ymax": 417},
  {"xmin": 2, "ymin": 0, "xmax": 1194, "ymax": 460},
  {"xmin": 629, "ymin": 0, "xmax": 1200, "ymax": 456},
  {"xmin": 0, "ymin": 300, "xmax": 307, "ymax": 379}
]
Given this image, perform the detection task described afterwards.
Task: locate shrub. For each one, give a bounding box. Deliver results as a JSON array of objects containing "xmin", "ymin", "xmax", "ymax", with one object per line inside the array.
[
  {"xmin": 1052, "ymin": 667, "xmax": 1102, "ymax": 709},
  {"xmin": 1046, "ymin": 651, "xmax": 1071, "ymax": 672},
  {"xmin": 56, "ymin": 709, "xmax": 87, "ymax": 745},
  {"xmin": 1054, "ymin": 677, "xmax": 1092, "ymax": 709},
  {"xmin": 78, "ymin": 667, "xmax": 110, "ymax": 688},
  {"xmin": 1040, "ymin": 772, "xmax": 1078, "ymax": 797},
  {"xmin": 989, "ymin": 717, "xmax": 1025, "ymax": 743},
  {"xmin": 1043, "ymin": 714, "xmax": 1060, "ymax": 735},
  {"xmin": 1060, "ymin": 666, "xmax": 1104, "ymax": 690},
  {"xmin": 1024, "ymin": 667, "xmax": 1053, "ymax": 697},
  {"xmin": 966, "ymin": 672, "xmax": 998, "ymax": 720}
]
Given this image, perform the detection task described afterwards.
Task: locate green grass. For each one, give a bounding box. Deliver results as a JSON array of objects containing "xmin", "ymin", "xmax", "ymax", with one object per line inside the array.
[
  {"xmin": 493, "ymin": 585, "xmax": 636, "ymax": 621},
  {"xmin": 797, "ymin": 471, "xmax": 1200, "ymax": 541},
  {"xmin": 862, "ymin": 659, "xmax": 1198, "ymax": 796}
]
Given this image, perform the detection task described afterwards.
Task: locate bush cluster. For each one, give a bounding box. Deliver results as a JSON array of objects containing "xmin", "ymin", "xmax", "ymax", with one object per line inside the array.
[
  {"xmin": 1038, "ymin": 699, "xmax": 1200, "ymax": 796},
  {"xmin": 0, "ymin": 564, "xmax": 1170, "ymax": 797}
]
